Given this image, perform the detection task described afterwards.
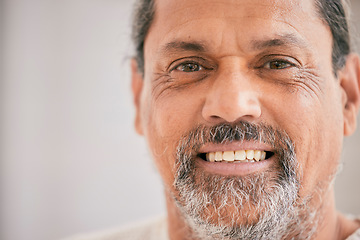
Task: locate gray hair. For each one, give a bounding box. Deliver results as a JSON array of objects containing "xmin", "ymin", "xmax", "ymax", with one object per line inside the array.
[
  {"xmin": 131, "ymin": 0, "xmax": 352, "ymax": 76},
  {"xmin": 315, "ymin": 0, "xmax": 351, "ymax": 74},
  {"xmin": 131, "ymin": 0, "xmax": 154, "ymax": 75}
]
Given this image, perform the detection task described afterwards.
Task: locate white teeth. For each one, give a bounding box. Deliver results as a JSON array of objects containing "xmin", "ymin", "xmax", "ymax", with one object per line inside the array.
[
  {"xmin": 254, "ymin": 150, "xmax": 261, "ymax": 161},
  {"xmin": 215, "ymin": 152, "xmax": 223, "ymax": 162},
  {"xmin": 235, "ymin": 150, "xmax": 246, "ymax": 160},
  {"xmin": 261, "ymin": 151, "xmax": 266, "ymax": 161},
  {"xmin": 223, "ymin": 151, "xmax": 235, "ymax": 161},
  {"xmin": 246, "ymin": 150, "xmax": 254, "ymax": 160},
  {"xmin": 205, "ymin": 150, "xmax": 269, "ymax": 163},
  {"xmin": 209, "ymin": 152, "xmax": 215, "ymax": 162}
]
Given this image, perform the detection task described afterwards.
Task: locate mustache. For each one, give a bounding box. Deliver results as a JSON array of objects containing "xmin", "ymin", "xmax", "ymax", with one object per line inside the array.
[
  {"xmin": 175, "ymin": 120, "xmax": 299, "ymax": 182},
  {"xmin": 176, "ymin": 121, "xmax": 294, "ymax": 156}
]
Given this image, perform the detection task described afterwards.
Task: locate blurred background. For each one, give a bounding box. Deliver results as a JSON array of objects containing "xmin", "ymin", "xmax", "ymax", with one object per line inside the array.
[{"xmin": 1, "ymin": 0, "xmax": 359, "ymax": 240}]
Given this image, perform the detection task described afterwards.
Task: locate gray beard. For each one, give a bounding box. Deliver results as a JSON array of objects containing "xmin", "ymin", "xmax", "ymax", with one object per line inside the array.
[{"xmin": 172, "ymin": 122, "xmax": 320, "ymax": 240}]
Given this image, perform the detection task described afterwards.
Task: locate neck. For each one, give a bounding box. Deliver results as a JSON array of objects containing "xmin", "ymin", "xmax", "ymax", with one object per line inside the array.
[
  {"xmin": 165, "ymin": 188, "xmax": 359, "ymax": 240},
  {"xmin": 165, "ymin": 192, "xmax": 194, "ymax": 240},
  {"xmin": 314, "ymin": 188, "xmax": 360, "ymax": 240},
  {"xmin": 312, "ymin": 188, "xmax": 341, "ymax": 240}
]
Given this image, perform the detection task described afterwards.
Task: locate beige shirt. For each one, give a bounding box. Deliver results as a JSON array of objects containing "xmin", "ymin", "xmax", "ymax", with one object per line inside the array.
[
  {"xmin": 63, "ymin": 215, "xmax": 360, "ymax": 240},
  {"xmin": 62, "ymin": 216, "xmax": 168, "ymax": 240}
]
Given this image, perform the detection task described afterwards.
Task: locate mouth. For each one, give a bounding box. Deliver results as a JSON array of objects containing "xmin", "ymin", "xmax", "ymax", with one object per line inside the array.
[
  {"xmin": 195, "ymin": 143, "xmax": 276, "ymax": 176},
  {"xmin": 198, "ymin": 150, "xmax": 274, "ymax": 163}
]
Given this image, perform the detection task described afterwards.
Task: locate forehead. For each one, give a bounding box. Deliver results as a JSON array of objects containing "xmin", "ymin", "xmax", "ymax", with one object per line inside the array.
[
  {"xmin": 156, "ymin": 0, "xmax": 315, "ymax": 21},
  {"xmin": 144, "ymin": 0, "xmax": 331, "ymax": 59}
]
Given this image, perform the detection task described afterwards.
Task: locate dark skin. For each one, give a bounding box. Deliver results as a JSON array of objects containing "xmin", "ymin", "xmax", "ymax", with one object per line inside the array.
[{"xmin": 132, "ymin": 0, "xmax": 360, "ymax": 239}]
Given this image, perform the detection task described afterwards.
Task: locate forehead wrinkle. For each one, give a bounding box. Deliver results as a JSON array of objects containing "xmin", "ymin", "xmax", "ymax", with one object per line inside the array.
[
  {"xmin": 150, "ymin": 0, "xmax": 326, "ymax": 68},
  {"xmin": 158, "ymin": 0, "xmax": 307, "ymax": 22},
  {"xmin": 154, "ymin": 10, "xmax": 318, "ymax": 58},
  {"xmin": 158, "ymin": 33, "xmax": 313, "ymax": 60}
]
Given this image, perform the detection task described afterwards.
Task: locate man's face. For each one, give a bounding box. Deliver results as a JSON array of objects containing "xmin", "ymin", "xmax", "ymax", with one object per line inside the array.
[{"xmin": 133, "ymin": 0, "xmax": 351, "ymax": 238}]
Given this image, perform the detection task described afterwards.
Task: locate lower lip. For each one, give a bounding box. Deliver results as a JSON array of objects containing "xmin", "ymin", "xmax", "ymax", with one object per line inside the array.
[{"xmin": 196, "ymin": 156, "xmax": 274, "ymax": 176}]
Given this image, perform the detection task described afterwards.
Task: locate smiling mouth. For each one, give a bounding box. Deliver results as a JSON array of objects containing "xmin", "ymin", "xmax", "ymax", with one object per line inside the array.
[{"xmin": 198, "ymin": 150, "xmax": 274, "ymax": 163}]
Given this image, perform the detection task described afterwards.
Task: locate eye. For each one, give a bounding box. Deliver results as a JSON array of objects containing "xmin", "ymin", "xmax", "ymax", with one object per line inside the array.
[
  {"xmin": 175, "ymin": 62, "xmax": 203, "ymax": 72},
  {"xmin": 264, "ymin": 60, "xmax": 294, "ymax": 70}
]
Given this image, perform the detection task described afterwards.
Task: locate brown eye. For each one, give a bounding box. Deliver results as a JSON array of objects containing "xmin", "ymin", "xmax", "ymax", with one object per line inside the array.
[
  {"xmin": 176, "ymin": 62, "xmax": 203, "ymax": 72},
  {"xmin": 266, "ymin": 60, "xmax": 293, "ymax": 69}
]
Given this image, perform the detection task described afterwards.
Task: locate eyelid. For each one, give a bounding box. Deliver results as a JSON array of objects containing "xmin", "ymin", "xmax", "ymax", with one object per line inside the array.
[
  {"xmin": 257, "ymin": 54, "xmax": 301, "ymax": 69},
  {"xmin": 264, "ymin": 60, "xmax": 293, "ymax": 69},
  {"xmin": 172, "ymin": 61, "xmax": 202, "ymax": 72},
  {"xmin": 167, "ymin": 56, "xmax": 212, "ymax": 72}
]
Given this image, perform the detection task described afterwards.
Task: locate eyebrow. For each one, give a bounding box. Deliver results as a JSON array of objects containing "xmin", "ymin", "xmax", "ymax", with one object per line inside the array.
[
  {"xmin": 250, "ymin": 33, "xmax": 310, "ymax": 51},
  {"xmin": 160, "ymin": 34, "xmax": 310, "ymax": 55},
  {"xmin": 161, "ymin": 41, "xmax": 207, "ymax": 54}
]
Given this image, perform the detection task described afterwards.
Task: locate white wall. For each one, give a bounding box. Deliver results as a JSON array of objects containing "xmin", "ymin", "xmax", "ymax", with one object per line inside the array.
[
  {"xmin": 1, "ymin": 1, "xmax": 165, "ymax": 240},
  {"xmin": 1, "ymin": 1, "xmax": 359, "ymax": 240}
]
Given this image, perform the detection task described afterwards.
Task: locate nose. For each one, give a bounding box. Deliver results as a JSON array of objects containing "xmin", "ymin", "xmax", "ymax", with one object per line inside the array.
[{"xmin": 202, "ymin": 68, "xmax": 262, "ymax": 124}]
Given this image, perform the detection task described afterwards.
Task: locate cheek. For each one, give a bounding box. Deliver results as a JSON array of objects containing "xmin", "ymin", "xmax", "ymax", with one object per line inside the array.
[
  {"xmin": 140, "ymin": 87, "xmax": 203, "ymax": 187},
  {"xmin": 270, "ymin": 80, "xmax": 344, "ymax": 197}
]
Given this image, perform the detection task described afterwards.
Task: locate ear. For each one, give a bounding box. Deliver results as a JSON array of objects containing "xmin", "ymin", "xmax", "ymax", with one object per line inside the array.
[
  {"xmin": 339, "ymin": 53, "xmax": 360, "ymax": 136},
  {"xmin": 131, "ymin": 58, "xmax": 144, "ymax": 135}
]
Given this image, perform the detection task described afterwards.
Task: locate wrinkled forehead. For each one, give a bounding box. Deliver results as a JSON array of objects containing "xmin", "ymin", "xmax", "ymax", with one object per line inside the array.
[
  {"xmin": 152, "ymin": 0, "xmax": 321, "ymax": 31},
  {"xmin": 143, "ymin": 0, "xmax": 332, "ymax": 68},
  {"xmin": 155, "ymin": 0, "xmax": 316, "ymax": 21}
]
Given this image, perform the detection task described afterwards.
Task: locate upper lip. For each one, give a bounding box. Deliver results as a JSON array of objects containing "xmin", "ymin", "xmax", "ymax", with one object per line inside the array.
[{"xmin": 198, "ymin": 141, "xmax": 274, "ymax": 153}]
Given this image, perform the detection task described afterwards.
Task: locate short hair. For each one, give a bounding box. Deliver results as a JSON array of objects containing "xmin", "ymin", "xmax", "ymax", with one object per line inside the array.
[
  {"xmin": 316, "ymin": 0, "xmax": 351, "ymax": 74},
  {"xmin": 131, "ymin": 0, "xmax": 154, "ymax": 75},
  {"xmin": 131, "ymin": 0, "xmax": 352, "ymax": 76}
]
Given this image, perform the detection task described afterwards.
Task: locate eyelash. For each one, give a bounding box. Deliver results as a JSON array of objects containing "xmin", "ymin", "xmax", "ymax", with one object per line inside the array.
[
  {"xmin": 259, "ymin": 54, "xmax": 300, "ymax": 69},
  {"xmin": 168, "ymin": 56, "xmax": 213, "ymax": 72},
  {"xmin": 263, "ymin": 59, "xmax": 296, "ymax": 70},
  {"xmin": 171, "ymin": 61, "xmax": 204, "ymax": 72},
  {"xmin": 169, "ymin": 56, "xmax": 298, "ymax": 73}
]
